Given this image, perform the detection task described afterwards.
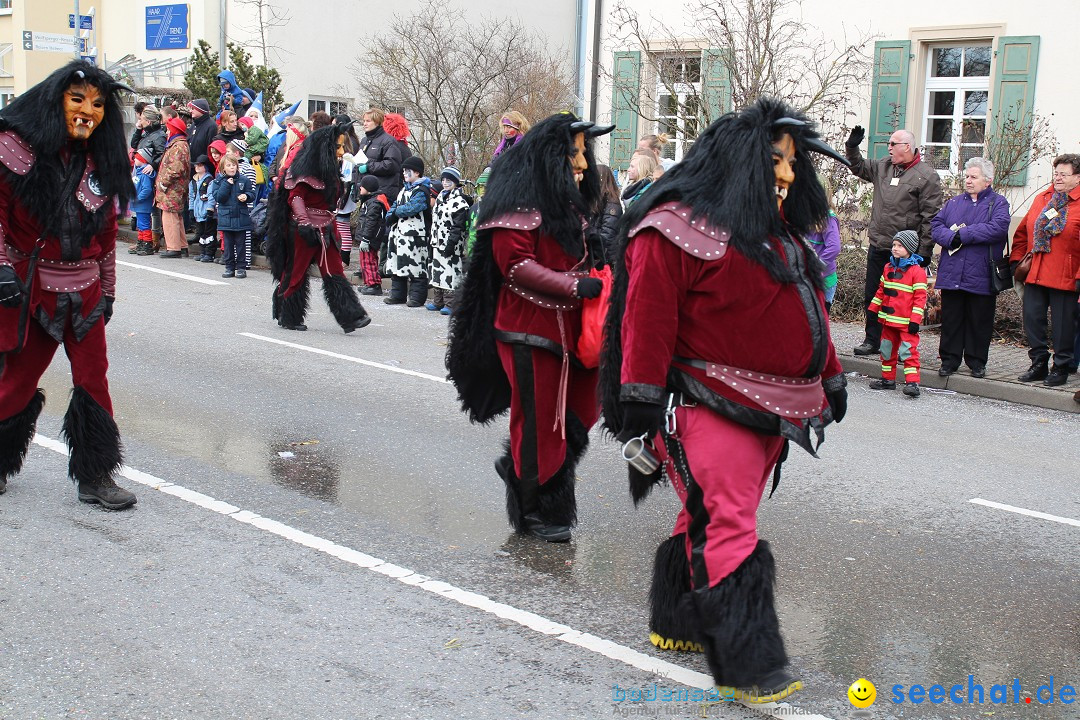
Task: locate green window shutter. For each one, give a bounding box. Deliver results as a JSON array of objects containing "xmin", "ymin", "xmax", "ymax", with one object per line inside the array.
[
  {"xmin": 868, "ymin": 40, "xmax": 911, "ymax": 160},
  {"xmin": 610, "ymin": 51, "xmax": 641, "ymax": 169},
  {"xmin": 700, "ymin": 48, "xmax": 730, "ymax": 126},
  {"xmin": 989, "ymin": 36, "xmax": 1040, "ymax": 186}
]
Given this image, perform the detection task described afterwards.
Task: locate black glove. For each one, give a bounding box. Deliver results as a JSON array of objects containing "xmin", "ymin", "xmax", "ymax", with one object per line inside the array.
[
  {"xmin": 619, "ymin": 401, "xmax": 665, "ymax": 442},
  {"xmin": 103, "ymin": 296, "xmax": 114, "ymax": 325},
  {"xmin": 908, "ymin": 322, "xmax": 920, "ymax": 334},
  {"xmin": 0, "ymin": 264, "xmax": 26, "ymax": 308},
  {"xmin": 826, "ymin": 387, "xmax": 848, "ymax": 423},
  {"xmin": 297, "ymin": 224, "xmax": 322, "ymax": 247},
  {"xmin": 846, "ymin": 125, "xmax": 865, "ymax": 148},
  {"xmin": 919, "ymin": 255, "xmax": 932, "ymax": 268},
  {"xmin": 949, "ymin": 233, "xmax": 962, "ymax": 250},
  {"xmin": 576, "ymin": 277, "xmax": 603, "ymax": 299}
]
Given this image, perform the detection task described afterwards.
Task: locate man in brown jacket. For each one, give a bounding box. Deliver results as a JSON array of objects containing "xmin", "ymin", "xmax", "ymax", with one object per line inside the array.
[{"xmin": 846, "ymin": 127, "xmax": 943, "ymax": 355}]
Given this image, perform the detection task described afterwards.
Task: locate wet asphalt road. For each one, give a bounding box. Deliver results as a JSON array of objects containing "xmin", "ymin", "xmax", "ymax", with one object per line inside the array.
[{"xmin": 1, "ymin": 258, "xmax": 1077, "ymax": 720}]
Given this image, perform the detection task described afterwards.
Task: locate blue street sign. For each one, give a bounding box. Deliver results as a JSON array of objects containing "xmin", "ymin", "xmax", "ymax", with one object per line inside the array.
[
  {"xmin": 68, "ymin": 14, "xmax": 94, "ymax": 30},
  {"xmin": 145, "ymin": 4, "xmax": 189, "ymax": 50}
]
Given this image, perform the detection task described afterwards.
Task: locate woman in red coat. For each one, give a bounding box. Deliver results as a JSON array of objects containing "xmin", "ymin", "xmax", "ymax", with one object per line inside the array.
[{"xmin": 1010, "ymin": 153, "xmax": 1080, "ymax": 386}]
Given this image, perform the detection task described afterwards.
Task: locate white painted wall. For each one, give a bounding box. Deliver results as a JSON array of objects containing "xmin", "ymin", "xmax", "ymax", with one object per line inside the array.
[{"xmin": 595, "ymin": 0, "xmax": 1080, "ymax": 203}]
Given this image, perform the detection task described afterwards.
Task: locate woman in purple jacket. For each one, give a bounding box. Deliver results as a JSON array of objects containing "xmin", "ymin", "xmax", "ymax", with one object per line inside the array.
[{"xmin": 930, "ymin": 157, "xmax": 1011, "ymax": 377}]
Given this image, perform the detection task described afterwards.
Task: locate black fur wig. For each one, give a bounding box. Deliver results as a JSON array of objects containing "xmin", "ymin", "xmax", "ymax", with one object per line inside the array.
[
  {"xmin": 618, "ymin": 97, "xmax": 831, "ymax": 283},
  {"xmin": 600, "ymin": 97, "xmax": 838, "ymax": 438},
  {"xmin": 478, "ymin": 112, "xmax": 602, "ymax": 258},
  {"xmin": 0, "ymin": 60, "xmax": 133, "ymax": 238},
  {"xmin": 264, "ymin": 125, "xmax": 347, "ymax": 280},
  {"xmin": 446, "ymin": 113, "xmax": 604, "ymax": 424},
  {"xmin": 287, "ymin": 124, "xmax": 347, "ymax": 207}
]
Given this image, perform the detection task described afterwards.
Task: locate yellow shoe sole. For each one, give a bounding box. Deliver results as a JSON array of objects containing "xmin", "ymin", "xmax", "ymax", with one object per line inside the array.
[
  {"xmin": 716, "ymin": 679, "xmax": 804, "ymax": 704},
  {"xmin": 649, "ymin": 631, "xmax": 704, "ymax": 653}
]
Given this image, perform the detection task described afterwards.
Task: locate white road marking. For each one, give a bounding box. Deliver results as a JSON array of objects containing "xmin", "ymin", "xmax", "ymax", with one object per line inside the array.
[
  {"xmin": 241, "ymin": 332, "xmax": 450, "ymax": 384},
  {"xmin": 30, "ymin": 433, "xmax": 833, "ymax": 720},
  {"xmin": 118, "ymin": 259, "xmax": 231, "ymax": 286},
  {"xmin": 970, "ymin": 498, "xmax": 1080, "ymax": 528}
]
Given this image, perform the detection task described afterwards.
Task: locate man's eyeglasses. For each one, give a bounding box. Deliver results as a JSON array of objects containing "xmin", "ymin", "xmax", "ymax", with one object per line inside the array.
[{"xmin": 888, "ymin": 141, "xmax": 910, "ymax": 147}]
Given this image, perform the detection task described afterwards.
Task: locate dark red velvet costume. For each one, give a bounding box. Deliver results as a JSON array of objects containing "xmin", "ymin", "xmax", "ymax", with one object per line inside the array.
[
  {"xmin": 485, "ymin": 211, "xmax": 600, "ymax": 485},
  {"xmin": 0, "ymin": 131, "xmax": 117, "ymax": 418},
  {"xmin": 281, "ymin": 172, "xmax": 345, "ymax": 295}
]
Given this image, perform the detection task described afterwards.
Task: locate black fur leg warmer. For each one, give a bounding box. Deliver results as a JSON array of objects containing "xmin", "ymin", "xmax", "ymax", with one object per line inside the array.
[
  {"xmin": 278, "ymin": 276, "xmax": 310, "ymax": 327},
  {"xmin": 271, "ymin": 285, "xmax": 282, "ymax": 320},
  {"xmin": 495, "ymin": 439, "xmax": 528, "ymax": 534},
  {"xmin": 649, "ymin": 534, "xmax": 699, "ymax": 644},
  {"xmin": 322, "ymin": 274, "xmax": 368, "ymax": 328},
  {"xmin": 60, "ymin": 387, "xmax": 123, "ymax": 485},
  {"xmin": 536, "ymin": 412, "xmax": 590, "ymax": 528},
  {"xmin": 0, "ymin": 389, "xmax": 46, "ymax": 480},
  {"xmin": 691, "ymin": 540, "xmax": 788, "ymax": 687}
]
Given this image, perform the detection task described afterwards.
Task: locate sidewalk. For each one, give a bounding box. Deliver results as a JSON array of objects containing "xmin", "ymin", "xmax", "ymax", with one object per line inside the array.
[
  {"xmin": 118, "ymin": 229, "xmax": 1080, "ymax": 414},
  {"xmin": 831, "ymin": 320, "xmax": 1080, "ymax": 414}
]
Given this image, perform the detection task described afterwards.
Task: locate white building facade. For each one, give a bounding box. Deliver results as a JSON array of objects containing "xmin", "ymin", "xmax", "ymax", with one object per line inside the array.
[{"xmin": 595, "ymin": 0, "xmax": 1079, "ymax": 204}]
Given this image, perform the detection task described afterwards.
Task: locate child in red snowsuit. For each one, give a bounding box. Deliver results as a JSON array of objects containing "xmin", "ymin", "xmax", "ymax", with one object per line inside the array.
[{"xmin": 869, "ymin": 229, "xmax": 928, "ymax": 397}]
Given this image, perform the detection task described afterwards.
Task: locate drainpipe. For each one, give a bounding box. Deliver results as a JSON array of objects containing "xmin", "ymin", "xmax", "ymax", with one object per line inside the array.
[
  {"xmin": 575, "ymin": 0, "xmax": 586, "ymax": 117},
  {"xmin": 589, "ymin": 0, "xmax": 602, "ymax": 121},
  {"xmin": 220, "ymin": 0, "xmax": 228, "ymax": 70}
]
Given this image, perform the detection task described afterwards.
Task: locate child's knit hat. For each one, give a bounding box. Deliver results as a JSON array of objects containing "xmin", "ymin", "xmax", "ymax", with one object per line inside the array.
[
  {"xmin": 360, "ymin": 175, "xmax": 380, "ymax": 193},
  {"xmin": 440, "ymin": 167, "xmax": 462, "ymax": 185},
  {"xmin": 402, "ymin": 155, "xmax": 425, "ymax": 175},
  {"xmin": 237, "ymin": 116, "xmax": 254, "ymax": 129},
  {"xmin": 894, "ymin": 230, "xmax": 920, "ymax": 256}
]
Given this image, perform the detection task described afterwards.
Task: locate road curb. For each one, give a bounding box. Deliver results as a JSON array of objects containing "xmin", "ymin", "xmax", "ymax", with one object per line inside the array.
[{"xmin": 840, "ymin": 355, "xmax": 1079, "ymax": 414}]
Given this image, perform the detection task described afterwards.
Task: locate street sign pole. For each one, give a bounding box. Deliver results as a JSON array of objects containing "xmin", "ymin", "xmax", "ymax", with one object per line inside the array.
[{"xmin": 73, "ymin": 0, "xmax": 80, "ymax": 59}]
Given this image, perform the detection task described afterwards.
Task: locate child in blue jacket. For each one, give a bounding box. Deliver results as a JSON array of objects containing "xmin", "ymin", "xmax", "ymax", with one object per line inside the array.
[
  {"xmin": 131, "ymin": 149, "xmax": 156, "ymax": 255},
  {"xmin": 189, "ymin": 155, "xmax": 218, "ymax": 262},
  {"xmin": 212, "ymin": 155, "xmax": 255, "ymax": 278}
]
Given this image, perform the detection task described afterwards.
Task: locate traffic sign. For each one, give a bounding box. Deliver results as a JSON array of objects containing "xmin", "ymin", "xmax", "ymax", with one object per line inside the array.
[
  {"xmin": 68, "ymin": 14, "xmax": 94, "ymax": 30},
  {"xmin": 20, "ymin": 31, "xmax": 79, "ymax": 54},
  {"xmin": 145, "ymin": 4, "xmax": 189, "ymax": 50}
]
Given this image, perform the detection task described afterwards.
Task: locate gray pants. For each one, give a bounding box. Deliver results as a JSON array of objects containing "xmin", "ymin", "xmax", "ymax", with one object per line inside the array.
[{"xmin": 1022, "ymin": 282, "xmax": 1078, "ymax": 369}]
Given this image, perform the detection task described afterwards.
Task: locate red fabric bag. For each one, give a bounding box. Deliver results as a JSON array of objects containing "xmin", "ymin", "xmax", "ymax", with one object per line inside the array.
[{"xmin": 576, "ymin": 265, "xmax": 612, "ymax": 369}]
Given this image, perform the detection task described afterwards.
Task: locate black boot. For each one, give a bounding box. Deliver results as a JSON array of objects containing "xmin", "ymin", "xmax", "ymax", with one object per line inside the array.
[
  {"xmin": 322, "ymin": 274, "xmax": 371, "ymax": 333},
  {"xmin": 383, "ymin": 277, "xmax": 407, "ymax": 305},
  {"xmin": 1018, "ymin": 361, "xmax": 1049, "ymax": 382},
  {"xmin": 60, "ymin": 387, "xmax": 136, "ymax": 510},
  {"xmin": 406, "ymin": 276, "xmax": 429, "ymax": 307},
  {"xmin": 277, "ymin": 276, "xmax": 310, "ymax": 331},
  {"xmin": 0, "ymin": 389, "xmax": 46, "ymax": 495},
  {"xmin": 649, "ymin": 534, "xmax": 703, "ymax": 652},
  {"xmin": 692, "ymin": 540, "xmax": 800, "ymax": 703},
  {"xmin": 494, "ymin": 444, "xmax": 571, "ymax": 543}
]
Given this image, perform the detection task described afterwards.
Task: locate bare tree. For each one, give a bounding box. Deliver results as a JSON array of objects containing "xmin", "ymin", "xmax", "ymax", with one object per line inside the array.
[
  {"xmin": 234, "ymin": 0, "xmax": 292, "ymax": 67},
  {"xmin": 606, "ymin": 0, "xmax": 874, "ymax": 145},
  {"xmin": 349, "ymin": 10, "xmax": 577, "ymax": 181}
]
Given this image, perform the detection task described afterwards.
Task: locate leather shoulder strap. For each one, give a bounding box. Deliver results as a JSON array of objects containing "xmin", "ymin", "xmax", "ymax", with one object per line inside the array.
[{"xmin": 629, "ymin": 201, "xmax": 730, "ymax": 260}]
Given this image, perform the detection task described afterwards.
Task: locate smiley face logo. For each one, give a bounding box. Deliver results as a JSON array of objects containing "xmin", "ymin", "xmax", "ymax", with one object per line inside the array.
[{"xmin": 848, "ymin": 678, "xmax": 876, "ymax": 708}]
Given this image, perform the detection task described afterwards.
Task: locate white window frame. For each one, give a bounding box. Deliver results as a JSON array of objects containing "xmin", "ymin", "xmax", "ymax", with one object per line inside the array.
[
  {"xmin": 653, "ymin": 53, "xmax": 701, "ymax": 163},
  {"xmin": 921, "ymin": 43, "xmax": 992, "ymax": 176}
]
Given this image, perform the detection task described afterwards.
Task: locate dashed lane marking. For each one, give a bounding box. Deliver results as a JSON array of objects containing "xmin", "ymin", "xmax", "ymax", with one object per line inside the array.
[
  {"xmin": 970, "ymin": 498, "xmax": 1080, "ymax": 528},
  {"xmin": 241, "ymin": 332, "xmax": 450, "ymax": 384},
  {"xmin": 30, "ymin": 433, "xmax": 833, "ymax": 720},
  {"xmin": 118, "ymin": 259, "xmax": 230, "ymax": 286}
]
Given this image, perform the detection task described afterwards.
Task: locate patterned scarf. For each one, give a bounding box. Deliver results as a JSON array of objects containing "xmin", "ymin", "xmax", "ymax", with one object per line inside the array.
[{"xmin": 1032, "ymin": 191, "xmax": 1069, "ymax": 253}]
